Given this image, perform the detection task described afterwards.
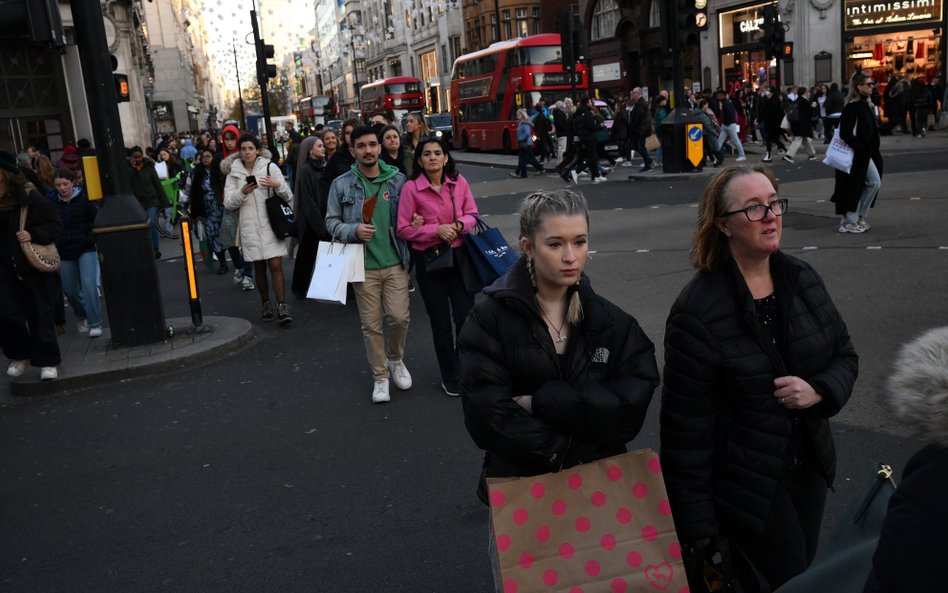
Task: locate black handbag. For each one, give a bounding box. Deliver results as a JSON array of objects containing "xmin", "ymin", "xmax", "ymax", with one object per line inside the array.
[
  {"xmin": 424, "ymin": 242, "xmax": 454, "ymax": 272},
  {"xmin": 263, "ymin": 162, "xmax": 297, "ymax": 239},
  {"xmin": 422, "ymin": 187, "xmax": 457, "ymax": 273}
]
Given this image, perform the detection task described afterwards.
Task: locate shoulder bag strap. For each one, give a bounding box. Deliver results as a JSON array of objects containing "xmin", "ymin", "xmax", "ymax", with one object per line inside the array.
[{"xmin": 19, "ymin": 205, "xmax": 28, "ymax": 231}]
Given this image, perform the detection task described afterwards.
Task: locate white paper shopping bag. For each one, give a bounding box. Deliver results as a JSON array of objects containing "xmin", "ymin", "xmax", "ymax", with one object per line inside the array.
[
  {"xmin": 307, "ymin": 247, "xmax": 353, "ymax": 304},
  {"xmin": 316, "ymin": 241, "xmax": 365, "ymax": 282}
]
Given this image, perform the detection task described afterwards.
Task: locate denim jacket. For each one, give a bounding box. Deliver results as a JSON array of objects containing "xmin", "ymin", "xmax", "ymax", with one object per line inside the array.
[{"xmin": 325, "ymin": 169, "xmax": 410, "ymax": 269}]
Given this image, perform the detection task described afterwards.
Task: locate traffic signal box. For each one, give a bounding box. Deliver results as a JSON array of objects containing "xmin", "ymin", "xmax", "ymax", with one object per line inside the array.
[{"xmin": 762, "ymin": 5, "xmax": 785, "ymax": 60}]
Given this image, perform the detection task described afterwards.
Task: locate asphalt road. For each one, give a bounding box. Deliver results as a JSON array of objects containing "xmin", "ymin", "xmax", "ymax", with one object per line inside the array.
[{"xmin": 1, "ymin": 145, "xmax": 945, "ymax": 593}]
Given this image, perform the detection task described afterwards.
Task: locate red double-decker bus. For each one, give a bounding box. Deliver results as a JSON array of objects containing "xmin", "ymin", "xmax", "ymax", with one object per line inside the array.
[
  {"xmin": 449, "ymin": 34, "xmax": 588, "ymax": 152},
  {"xmin": 359, "ymin": 76, "xmax": 425, "ymax": 120}
]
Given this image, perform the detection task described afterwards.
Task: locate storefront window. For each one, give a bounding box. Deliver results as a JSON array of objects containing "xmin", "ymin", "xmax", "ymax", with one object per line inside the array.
[
  {"xmin": 846, "ymin": 29, "xmax": 943, "ymax": 92},
  {"xmin": 720, "ymin": 50, "xmax": 776, "ymax": 93}
]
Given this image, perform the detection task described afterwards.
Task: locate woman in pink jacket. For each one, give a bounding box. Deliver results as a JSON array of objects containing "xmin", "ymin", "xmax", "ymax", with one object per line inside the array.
[{"xmin": 396, "ymin": 137, "xmax": 480, "ymax": 397}]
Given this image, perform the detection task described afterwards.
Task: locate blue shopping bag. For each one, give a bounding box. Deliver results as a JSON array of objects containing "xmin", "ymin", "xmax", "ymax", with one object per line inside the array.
[{"xmin": 463, "ymin": 216, "xmax": 519, "ymax": 285}]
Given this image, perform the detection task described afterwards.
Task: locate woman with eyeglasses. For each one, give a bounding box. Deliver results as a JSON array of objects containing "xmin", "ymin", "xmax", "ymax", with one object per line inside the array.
[
  {"xmin": 661, "ymin": 165, "xmax": 858, "ymax": 593},
  {"xmin": 831, "ymin": 70, "xmax": 883, "ymax": 234}
]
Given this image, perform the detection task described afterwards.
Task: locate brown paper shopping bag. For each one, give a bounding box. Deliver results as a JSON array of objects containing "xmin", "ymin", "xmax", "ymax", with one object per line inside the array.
[{"xmin": 487, "ymin": 449, "xmax": 687, "ymax": 593}]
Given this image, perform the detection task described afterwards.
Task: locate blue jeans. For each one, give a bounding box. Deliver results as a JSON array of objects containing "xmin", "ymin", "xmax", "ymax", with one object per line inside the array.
[
  {"xmin": 855, "ymin": 159, "xmax": 881, "ymax": 220},
  {"xmin": 60, "ymin": 251, "xmax": 102, "ymax": 328},
  {"xmin": 717, "ymin": 123, "xmax": 746, "ymax": 158},
  {"xmin": 146, "ymin": 206, "xmax": 159, "ymax": 251},
  {"xmin": 516, "ymin": 146, "xmax": 543, "ymax": 177}
]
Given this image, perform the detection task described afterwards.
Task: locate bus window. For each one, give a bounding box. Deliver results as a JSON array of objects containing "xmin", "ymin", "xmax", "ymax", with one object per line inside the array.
[{"xmin": 387, "ymin": 82, "xmax": 422, "ymax": 94}]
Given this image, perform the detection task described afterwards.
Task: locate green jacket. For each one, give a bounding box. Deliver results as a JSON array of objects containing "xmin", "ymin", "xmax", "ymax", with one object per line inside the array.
[{"xmin": 129, "ymin": 158, "xmax": 167, "ymax": 209}]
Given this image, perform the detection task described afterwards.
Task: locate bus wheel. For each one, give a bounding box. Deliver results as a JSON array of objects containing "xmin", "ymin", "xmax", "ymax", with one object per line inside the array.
[{"xmin": 502, "ymin": 131, "xmax": 511, "ymax": 154}]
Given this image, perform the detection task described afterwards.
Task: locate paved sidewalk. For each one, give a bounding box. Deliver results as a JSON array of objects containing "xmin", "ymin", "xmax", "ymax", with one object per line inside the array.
[
  {"xmin": 452, "ymin": 128, "xmax": 948, "ymax": 182},
  {"xmin": 4, "ymin": 316, "xmax": 253, "ymax": 400}
]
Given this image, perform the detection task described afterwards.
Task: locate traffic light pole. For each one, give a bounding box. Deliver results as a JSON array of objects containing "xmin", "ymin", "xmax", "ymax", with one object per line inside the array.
[
  {"xmin": 70, "ymin": 0, "xmax": 167, "ymax": 347},
  {"xmin": 250, "ymin": 10, "xmax": 277, "ymax": 158}
]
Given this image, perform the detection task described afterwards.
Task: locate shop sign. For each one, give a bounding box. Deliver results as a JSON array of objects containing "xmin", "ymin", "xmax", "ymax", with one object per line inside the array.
[
  {"xmin": 845, "ymin": 0, "xmax": 943, "ymax": 29},
  {"xmin": 592, "ymin": 62, "xmax": 621, "ymax": 82},
  {"xmin": 719, "ymin": 3, "xmax": 779, "ymax": 46},
  {"xmin": 186, "ymin": 104, "xmax": 200, "ymax": 114}
]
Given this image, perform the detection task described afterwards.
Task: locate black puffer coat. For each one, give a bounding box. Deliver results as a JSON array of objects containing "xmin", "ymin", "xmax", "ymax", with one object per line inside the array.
[
  {"xmin": 660, "ymin": 251, "xmax": 858, "ymax": 543},
  {"xmin": 459, "ymin": 258, "xmax": 659, "ymax": 502},
  {"xmin": 48, "ymin": 188, "xmax": 97, "ymax": 260}
]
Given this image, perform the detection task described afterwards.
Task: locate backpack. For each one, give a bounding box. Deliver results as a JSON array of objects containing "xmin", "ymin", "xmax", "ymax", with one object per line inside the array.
[{"xmin": 786, "ymin": 101, "xmax": 800, "ymax": 122}]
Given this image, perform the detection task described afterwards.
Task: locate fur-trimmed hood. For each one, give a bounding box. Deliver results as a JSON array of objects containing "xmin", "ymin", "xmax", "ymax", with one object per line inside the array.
[
  {"xmin": 220, "ymin": 148, "xmax": 271, "ymax": 176},
  {"xmin": 887, "ymin": 326, "xmax": 948, "ymax": 447}
]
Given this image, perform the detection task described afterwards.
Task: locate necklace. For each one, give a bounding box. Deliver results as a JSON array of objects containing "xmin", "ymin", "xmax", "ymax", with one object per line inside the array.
[{"xmin": 538, "ymin": 300, "xmax": 568, "ymax": 343}]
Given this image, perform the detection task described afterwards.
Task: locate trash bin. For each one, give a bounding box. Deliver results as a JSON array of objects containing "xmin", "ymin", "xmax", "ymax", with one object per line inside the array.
[{"xmin": 658, "ymin": 109, "xmax": 705, "ymax": 174}]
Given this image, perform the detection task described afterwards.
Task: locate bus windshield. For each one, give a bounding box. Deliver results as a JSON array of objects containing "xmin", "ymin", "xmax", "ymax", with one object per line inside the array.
[
  {"xmin": 520, "ymin": 46, "xmax": 562, "ymax": 65},
  {"xmin": 313, "ymin": 96, "xmax": 330, "ymax": 107}
]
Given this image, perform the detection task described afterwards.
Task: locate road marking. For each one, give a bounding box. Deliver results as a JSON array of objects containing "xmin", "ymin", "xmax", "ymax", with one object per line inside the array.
[
  {"xmin": 803, "ymin": 246, "xmax": 818, "ymax": 250},
  {"xmin": 636, "ymin": 249, "xmax": 650, "ymax": 253},
  {"xmin": 650, "ymin": 205, "xmax": 660, "ymax": 209},
  {"xmin": 816, "ymin": 199, "xmax": 826, "ymax": 203},
  {"xmin": 940, "ymin": 246, "xmax": 948, "ymax": 250},
  {"xmin": 614, "ymin": 207, "xmax": 624, "ymax": 211},
  {"xmin": 867, "ymin": 246, "xmax": 882, "ymax": 250},
  {"xmin": 689, "ymin": 203, "xmax": 698, "ymax": 208},
  {"xmin": 910, "ymin": 197, "xmax": 921, "ymax": 200}
]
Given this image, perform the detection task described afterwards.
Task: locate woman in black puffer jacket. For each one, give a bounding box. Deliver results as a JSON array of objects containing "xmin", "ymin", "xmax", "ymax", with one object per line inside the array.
[
  {"xmin": 459, "ymin": 189, "xmax": 659, "ymax": 587},
  {"xmin": 661, "ymin": 164, "xmax": 858, "ymax": 593}
]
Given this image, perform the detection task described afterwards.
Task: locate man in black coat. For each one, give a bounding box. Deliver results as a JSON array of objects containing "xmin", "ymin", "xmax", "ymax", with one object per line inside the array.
[
  {"xmin": 627, "ymin": 87, "xmax": 654, "ymax": 172},
  {"xmin": 783, "ymin": 87, "xmax": 818, "ymax": 162},
  {"xmin": 822, "ymin": 83, "xmax": 845, "ymax": 143},
  {"xmin": 571, "ymin": 97, "xmax": 603, "ymax": 181}
]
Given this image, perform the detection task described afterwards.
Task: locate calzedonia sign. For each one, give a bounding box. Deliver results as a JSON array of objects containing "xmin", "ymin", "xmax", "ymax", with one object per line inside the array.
[{"xmin": 845, "ymin": 0, "xmax": 943, "ymax": 29}]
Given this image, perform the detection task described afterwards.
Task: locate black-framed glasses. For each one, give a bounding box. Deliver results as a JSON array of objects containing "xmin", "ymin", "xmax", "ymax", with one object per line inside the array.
[{"xmin": 722, "ymin": 198, "xmax": 789, "ymax": 221}]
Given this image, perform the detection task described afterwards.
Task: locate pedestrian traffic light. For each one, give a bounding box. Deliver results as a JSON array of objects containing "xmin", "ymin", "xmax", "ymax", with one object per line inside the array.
[
  {"xmin": 293, "ymin": 51, "xmax": 303, "ymax": 68},
  {"xmin": 782, "ymin": 41, "xmax": 794, "ymax": 61},
  {"xmin": 761, "ymin": 4, "xmax": 783, "ymax": 59},
  {"xmin": 257, "ymin": 41, "xmax": 277, "ymax": 81},
  {"xmin": 114, "ymin": 73, "xmax": 130, "ymax": 102}
]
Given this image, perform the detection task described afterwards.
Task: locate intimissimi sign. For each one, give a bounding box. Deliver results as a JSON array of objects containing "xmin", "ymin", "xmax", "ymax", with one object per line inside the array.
[{"xmin": 845, "ymin": 0, "xmax": 943, "ymax": 29}]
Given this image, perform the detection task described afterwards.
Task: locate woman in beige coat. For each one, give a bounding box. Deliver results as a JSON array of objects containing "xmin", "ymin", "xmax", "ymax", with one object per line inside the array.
[{"xmin": 224, "ymin": 134, "xmax": 294, "ymax": 324}]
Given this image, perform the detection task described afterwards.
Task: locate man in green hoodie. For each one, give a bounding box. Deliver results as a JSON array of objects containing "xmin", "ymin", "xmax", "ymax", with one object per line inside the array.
[{"xmin": 326, "ymin": 126, "xmax": 412, "ymax": 404}]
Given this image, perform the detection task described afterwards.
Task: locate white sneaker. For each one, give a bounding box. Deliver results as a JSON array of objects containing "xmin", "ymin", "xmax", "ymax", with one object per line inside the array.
[
  {"xmin": 89, "ymin": 327, "xmax": 103, "ymax": 338},
  {"xmin": 593, "ymin": 176, "xmax": 607, "ymax": 184},
  {"xmin": 735, "ymin": 156, "xmax": 747, "ymax": 162},
  {"xmin": 371, "ymin": 378, "xmax": 390, "ymax": 403},
  {"xmin": 240, "ymin": 276, "xmax": 255, "ymax": 291},
  {"xmin": 577, "ymin": 171, "xmax": 590, "ymax": 178},
  {"xmin": 387, "ymin": 359, "xmax": 412, "ymax": 390},
  {"xmin": 614, "ymin": 157, "xmax": 625, "ymax": 163},
  {"xmin": 76, "ymin": 318, "xmax": 89, "ymax": 333},
  {"xmin": 620, "ymin": 161, "xmax": 633, "ymax": 167},
  {"xmin": 838, "ymin": 222, "xmax": 866, "ymax": 233},
  {"xmin": 40, "ymin": 366, "xmax": 58, "ymax": 381},
  {"xmin": 233, "ymin": 270, "xmax": 243, "ymax": 286},
  {"xmin": 6, "ymin": 360, "xmax": 28, "ymax": 377},
  {"xmin": 857, "ymin": 217, "xmax": 871, "ymax": 231},
  {"xmin": 569, "ymin": 170, "xmax": 578, "ymax": 184}
]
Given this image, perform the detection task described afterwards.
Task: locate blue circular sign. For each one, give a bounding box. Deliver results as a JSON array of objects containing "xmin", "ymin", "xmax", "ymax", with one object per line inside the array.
[{"xmin": 688, "ymin": 127, "xmax": 703, "ymax": 142}]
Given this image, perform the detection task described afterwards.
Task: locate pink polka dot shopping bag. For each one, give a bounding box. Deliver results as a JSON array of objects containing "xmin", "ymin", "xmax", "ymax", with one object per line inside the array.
[{"xmin": 487, "ymin": 449, "xmax": 688, "ymax": 593}]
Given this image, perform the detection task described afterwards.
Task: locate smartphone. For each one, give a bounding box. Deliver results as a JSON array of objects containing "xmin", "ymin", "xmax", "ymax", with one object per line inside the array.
[{"xmin": 245, "ymin": 175, "xmax": 256, "ymax": 185}]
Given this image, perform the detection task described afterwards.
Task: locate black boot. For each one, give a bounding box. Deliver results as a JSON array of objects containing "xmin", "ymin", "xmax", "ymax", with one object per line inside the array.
[{"xmin": 217, "ymin": 252, "xmax": 228, "ymax": 274}]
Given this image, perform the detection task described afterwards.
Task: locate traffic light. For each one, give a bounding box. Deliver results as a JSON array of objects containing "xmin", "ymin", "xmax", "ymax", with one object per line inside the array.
[
  {"xmin": 113, "ymin": 73, "xmax": 130, "ymax": 102},
  {"xmin": 782, "ymin": 41, "xmax": 794, "ymax": 61},
  {"xmin": 257, "ymin": 41, "xmax": 277, "ymax": 81},
  {"xmin": 762, "ymin": 4, "xmax": 783, "ymax": 60},
  {"xmin": 558, "ymin": 11, "xmax": 574, "ymax": 71},
  {"xmin": 293, "ymin": 52, "xmax": 303, "ymax": 68},
  {"xmin": 0, "ymin": 0, "xmax": 66, "ymax": 50},
  {"xmin": 676, "ymin": 0, "xmax": 706, "ymax": 48}
]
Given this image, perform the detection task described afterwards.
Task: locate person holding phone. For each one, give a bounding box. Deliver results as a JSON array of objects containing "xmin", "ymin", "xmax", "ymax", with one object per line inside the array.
[{"xmin": 224, "ymin": 134, "xmax": 294, "ymax": 324}]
